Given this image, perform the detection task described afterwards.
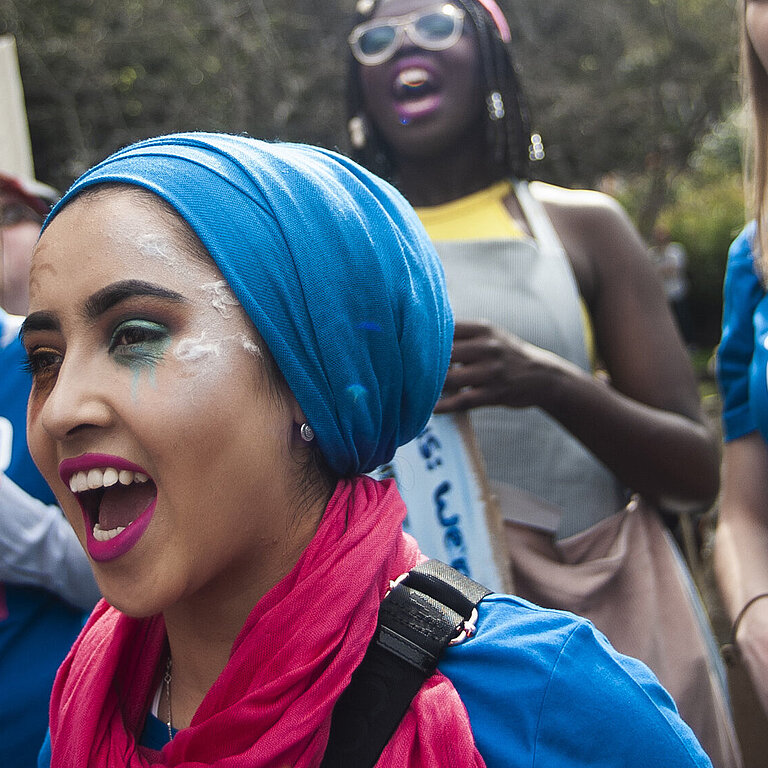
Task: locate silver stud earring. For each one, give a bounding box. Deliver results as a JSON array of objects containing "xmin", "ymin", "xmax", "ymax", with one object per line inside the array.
[{"xmin": 300, "ymin": 423, "xmax": 315, "ymax": 442}]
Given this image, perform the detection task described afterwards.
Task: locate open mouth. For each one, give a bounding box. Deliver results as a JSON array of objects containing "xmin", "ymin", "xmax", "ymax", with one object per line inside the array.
[
  {"xmin": 61, "ymin": 457, "xmax": 159, "ymax": 562},
  {"xmin": 393, "ymin": 66, "xmax": 438, "ymax": 102},
  {"xmin": 391, "ymin": 64, "xmax": 442, "ymax": 123},
  {"xmin": 69, "ymin": 467, "xmax": 156, "ymax": 540}
]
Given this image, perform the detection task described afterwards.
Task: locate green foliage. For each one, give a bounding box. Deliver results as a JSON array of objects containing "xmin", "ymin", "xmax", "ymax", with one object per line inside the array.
[
  {"xmin": 0, "ymin": 0, "xmax": 745, "ymax": 340},
  {"xmin": 1, "ymin": 0, "xmax": 350, "ymax": 191},
  {"xmin": 620, "ymin": 113, "xmax": 746, "ymax": 346},
  {"xmin": 506, "ymin": 0, "xmax": 740, "ymax": 192},
  {"xmin": 665, "ymin": 172, "xmax": 743, "ymax": 346}
]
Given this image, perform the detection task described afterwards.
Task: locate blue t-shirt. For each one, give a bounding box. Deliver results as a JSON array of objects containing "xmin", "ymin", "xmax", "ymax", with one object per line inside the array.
[
  {"xmin": 440, "ymin": 595, "xmax": 711, "ymax": 766},
  {"xmin": 716, "ymin": 222, "xmax": 768, "ymax": 442},
  {"xmin": 1, "ymin": 310, "xmax": 86, "ymax": 768},
  {"xmin": 0, "ymin": 313, "xmax": 56, "ymax": 505},
  {"xmin": 39, "ymin": 595, "xmax": 712, "ymax": 767}
]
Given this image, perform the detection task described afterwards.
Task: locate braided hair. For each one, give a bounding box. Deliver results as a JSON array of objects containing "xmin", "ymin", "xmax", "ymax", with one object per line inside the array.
[{"xmin": 345, "ymin": 0, "xmax": 540, "ymax": 183}]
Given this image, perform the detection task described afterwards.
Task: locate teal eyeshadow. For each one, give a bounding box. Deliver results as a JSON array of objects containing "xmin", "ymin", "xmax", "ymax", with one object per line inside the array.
[{"xmin": 111, "ymin": 319, "xmax": 172, "ymax": 373}]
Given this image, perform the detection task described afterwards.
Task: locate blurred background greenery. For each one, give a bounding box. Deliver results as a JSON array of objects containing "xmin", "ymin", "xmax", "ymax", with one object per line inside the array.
[{"xmin": 0, "ymin": 0, "xmax": 744, "ymax": 348}]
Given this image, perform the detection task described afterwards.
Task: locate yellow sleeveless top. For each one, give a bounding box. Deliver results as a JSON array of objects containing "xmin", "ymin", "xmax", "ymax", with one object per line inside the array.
[{"xmin": 415, "ymin": 180, "xmax": 525, "ymax": 241}]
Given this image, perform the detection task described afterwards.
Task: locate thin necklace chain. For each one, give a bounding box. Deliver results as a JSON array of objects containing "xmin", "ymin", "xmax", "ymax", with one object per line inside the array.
[{"xmin": 163, "ymin": 656, "xmax": 174, "ymax": 742}]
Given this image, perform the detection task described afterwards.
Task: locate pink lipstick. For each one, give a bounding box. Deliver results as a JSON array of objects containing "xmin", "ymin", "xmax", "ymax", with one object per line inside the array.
[{"xmin": 59, "ymin": 453, "xmax": 157, "ymax": 563}]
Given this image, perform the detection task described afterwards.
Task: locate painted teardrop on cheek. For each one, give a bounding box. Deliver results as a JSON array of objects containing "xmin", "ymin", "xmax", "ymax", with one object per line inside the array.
[{"xmin": 110, "ymin": 319, "xmax": 172, "ymax": 400}]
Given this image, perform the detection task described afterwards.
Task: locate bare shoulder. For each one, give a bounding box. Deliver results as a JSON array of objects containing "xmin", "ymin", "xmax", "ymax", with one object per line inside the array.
[
  {"xmin": 529, "ymin": 181, "xmax": 630, "ymax": 233},
  {"xmin": 526, "ymin": 182, "xmax": 646, "ymax": 303},
  {"xmin": 529, "ymin": 180, "xmax": 648, "ymax": 264}
]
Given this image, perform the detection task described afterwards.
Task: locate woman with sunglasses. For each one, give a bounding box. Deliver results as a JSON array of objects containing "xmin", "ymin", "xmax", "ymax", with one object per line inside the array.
[
  {"xmin": 28, "ymin": 132, "xmax": 712, "ymax": 767},
  {"xmin": 347, "ymin": 2, "xmax": 739, "ymax": 765}
]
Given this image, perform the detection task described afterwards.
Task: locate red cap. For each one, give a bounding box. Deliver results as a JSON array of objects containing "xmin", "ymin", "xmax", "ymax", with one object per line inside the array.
[{"xmin": 0, "ymin": 173, "xmax": 58, "ymax": 219}]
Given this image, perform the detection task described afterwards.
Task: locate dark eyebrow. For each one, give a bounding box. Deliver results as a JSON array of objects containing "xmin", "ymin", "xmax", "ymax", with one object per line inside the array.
[
  {"xmin": 20, "ymin": 281, "xmax": 188, "ymax": 344},
  {"xmin": 19, "ymin": 312, "xmax": 60, "ymax": 343},
  {"xmin": 83, "ymin": 280, "xmax": 187, "ymax": 320}
]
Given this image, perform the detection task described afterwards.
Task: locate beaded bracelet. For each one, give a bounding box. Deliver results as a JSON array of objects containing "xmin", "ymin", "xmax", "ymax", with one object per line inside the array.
[{"xmin": 721, "ymin": 592, "xmax": 768, "ymax": 665}]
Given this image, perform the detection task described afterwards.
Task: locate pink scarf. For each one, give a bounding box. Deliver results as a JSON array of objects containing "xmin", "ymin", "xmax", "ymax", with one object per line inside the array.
[{"xmin": 48, "ymin": 477, "xmax": 486, "ymax": 767}]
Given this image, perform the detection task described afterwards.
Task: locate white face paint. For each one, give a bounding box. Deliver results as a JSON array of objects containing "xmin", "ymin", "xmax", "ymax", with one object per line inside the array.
[
  {"xmin": 170, "ymin": 287, "xmax": 266, "ymax": 371},
  {"xmin": 107, "ymin": 227, "xmax": 188, "ymax": 272},
  {"xmin": 102, "ymin": 194, "xmax": 265, "ymax": 379},
  {"xmin": 25, "ymin": 190, "xmax": 304, "ymax": 619},
  {"xmin": 239, "ymin": 333, "xmax": 264, "ymax": 359},
  {"xmin": 173, "ymin": 331, "xmax": 266, "ymax": 367},
  {"xmin": 173, "ymin": 330, "xmax": 223, "ymax": 362},
  {"xmin": 200, "ymin": 280, "xmax": 240, "ymax": 319},
  {"xmin": 135, "ymin": 233, "xmax": 183, "ymax": 266}
]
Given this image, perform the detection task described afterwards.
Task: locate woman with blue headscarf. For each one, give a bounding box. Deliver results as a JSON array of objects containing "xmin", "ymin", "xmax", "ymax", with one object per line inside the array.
[{"xmin": 25, "ymin": 133, "xmax": 711, "ymax": 767}]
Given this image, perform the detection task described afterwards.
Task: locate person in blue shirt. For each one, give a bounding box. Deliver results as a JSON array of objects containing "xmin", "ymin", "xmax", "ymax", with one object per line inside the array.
[
  {"xmin": 27, "ymin": 133, "xmax": 713, "ymax": 767},
  {"xmin": 1, "ymin": 174, "xmax": 99, "ymax": 768},
  {"xmin": 715, "ymin": 0, "xmax": 768, "ymax": 727}
]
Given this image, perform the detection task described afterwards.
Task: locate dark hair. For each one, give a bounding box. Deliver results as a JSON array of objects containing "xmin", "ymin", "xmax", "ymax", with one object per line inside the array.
[{"xmin": 345, "ymin": 0, "xmax": 536, "ymax": 182}]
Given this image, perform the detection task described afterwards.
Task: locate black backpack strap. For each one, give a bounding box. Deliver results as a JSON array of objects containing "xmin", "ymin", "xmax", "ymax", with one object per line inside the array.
[{"xmin": 320, "ymin": 560, "xmax": 491, "ymax": 768}]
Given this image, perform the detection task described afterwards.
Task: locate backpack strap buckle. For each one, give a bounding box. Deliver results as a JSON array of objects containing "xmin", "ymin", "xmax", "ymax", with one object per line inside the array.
[
  {"xmin": 320, "ymin": 559, "xmax": 491, "ymax": 768},
  {"xmin": 449, "ymin": 606, "xmax": 479, "ymax": 646}
]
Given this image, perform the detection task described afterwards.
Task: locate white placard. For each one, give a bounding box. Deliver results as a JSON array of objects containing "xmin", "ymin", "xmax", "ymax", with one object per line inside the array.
[
  {"xmin": 0, "ymin": 35, "xmax": 35, "ymax": 181},
  {"xmin": 372, "ymin": 413, "xmax": 510, "ymax": 593}
]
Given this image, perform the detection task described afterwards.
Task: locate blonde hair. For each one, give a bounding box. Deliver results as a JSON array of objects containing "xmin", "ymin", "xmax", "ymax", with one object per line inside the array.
[{"xmin": 743, "ymin": 0, "xmax": 768, "ymax": 278}]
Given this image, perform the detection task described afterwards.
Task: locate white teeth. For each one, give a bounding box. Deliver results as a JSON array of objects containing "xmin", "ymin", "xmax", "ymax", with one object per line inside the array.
[
  {"xmin": 65, "ymin": 467, "xmax": 152, "ymax": 543},
  {"xmin": 92, "ymin": 522, "xmax": 127, "ymax": 541},
  {"xmin": 398, "ymin": 67, "xmax": 429, "ymax": 87},
  {"xmin": 68, "ymin": 467, "xmax": 150, "ymax": 493},
  {"xmin": 87, "ymin": 468, "xmax": 104, "ymax": 489}
]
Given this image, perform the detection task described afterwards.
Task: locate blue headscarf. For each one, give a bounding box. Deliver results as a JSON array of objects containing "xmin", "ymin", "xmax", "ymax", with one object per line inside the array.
[{"xmin": 45, "ymin": 133, "xmax": 453, "ymax": 476}]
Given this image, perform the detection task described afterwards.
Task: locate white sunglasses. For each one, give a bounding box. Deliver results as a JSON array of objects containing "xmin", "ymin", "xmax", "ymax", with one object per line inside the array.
[{"xmin": 349, "ymin": 4, "xmax": 466, "ymax": 66}]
